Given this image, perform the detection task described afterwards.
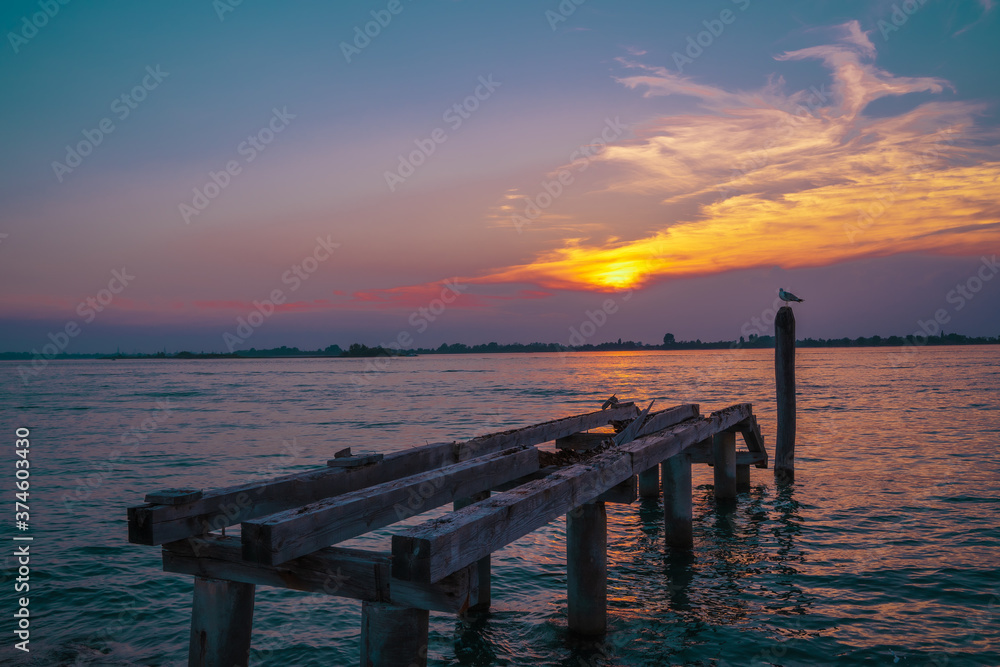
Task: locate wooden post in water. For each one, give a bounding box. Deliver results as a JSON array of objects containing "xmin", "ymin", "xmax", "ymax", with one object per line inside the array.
[
  {"xmin": 454, "ymin": 491, "xmax": 491, "ymax": 612},
  {"xmin": 566, "ymin": 501, "xmax": 607, "ymax": 635},
  {"xmin": 638, "ymin": 466, "xmax": 659, "ymax": 498},
  {"xmin": 662, "ymin": 452, "xmax": 693, "ymax": 549},
  {"xmin": 775, "ymin": 305, "xmax": 796, "ymax": 483},
  {"xmin": 360, "ymin": 602, "xmax": 429, "ymax": 667},
  {"xmin": 188, "ymin": 576, "xmax": 255, "ymax": 667},
  {"xmin": 713, "ymin": 431, "xmax": 736, "ymax": 500},
  {"xmin": 736, "ymin": 464, "xmax": 751, "ymax": 493}
]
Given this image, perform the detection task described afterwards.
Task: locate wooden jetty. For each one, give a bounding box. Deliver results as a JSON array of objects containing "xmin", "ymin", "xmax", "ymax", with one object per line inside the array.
[{"xmin": 128, "ymin": 400, "xmax": 768, "ymax": 666}]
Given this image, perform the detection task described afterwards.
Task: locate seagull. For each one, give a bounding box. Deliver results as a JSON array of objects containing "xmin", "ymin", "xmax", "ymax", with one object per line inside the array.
[
  {"xmin": 601, "ymin": 394, "xmax": 619, "ymax": 410},
  {"xmin": 778, "ymin": 288, "xmax": 804, "ymax": 305}
]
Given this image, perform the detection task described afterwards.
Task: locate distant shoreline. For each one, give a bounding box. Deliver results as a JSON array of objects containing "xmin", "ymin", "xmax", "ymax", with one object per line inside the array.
[{"xmin": 1, "ymin": 333, "xmax": 997, "ymax": 361}]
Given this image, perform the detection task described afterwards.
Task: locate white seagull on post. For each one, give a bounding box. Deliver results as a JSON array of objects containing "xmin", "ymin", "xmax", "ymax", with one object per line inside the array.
[{"xmin": 778, "ymin": 288, "xmax": 804, "ymax": 305}]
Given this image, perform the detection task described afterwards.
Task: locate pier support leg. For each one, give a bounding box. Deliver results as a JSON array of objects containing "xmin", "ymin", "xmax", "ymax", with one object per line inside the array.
[
  {"xmin": 713, "ymin": 431, "xmax": 737, "ymax": 501},
  {"xmin": 736, "ymin": 464, "xmax": 751, "ymax": 493},
  {"xmin": 188, "ymin": 576, "xmax": 255, "ymax": 667},
  {"xmin": 662, "ymin": 453, "xmax": 692, "ymax": 549},
  {"xmin": 360, "ymin": 602, "xmax": 429, "ymax": 667},
  {"xmin": 638, "ymin": 466, "xmax": 659, "ymax": 498},
  {"xmin": 775, "ymin": 305, "xmax": 796, "ymax": 483},
  {"xmin": 454, "ymin": 491, "xmax": 490, "ymax": 612},
  {"xmin": 566, "ymin": 501, "xmax": 607, "ymax": 635}
]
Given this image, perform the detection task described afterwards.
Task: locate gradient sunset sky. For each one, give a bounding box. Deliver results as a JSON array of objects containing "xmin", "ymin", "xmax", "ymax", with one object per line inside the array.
[{"xmin": 2, "ymin": 0, "xmax": 998, "ymax": 353}]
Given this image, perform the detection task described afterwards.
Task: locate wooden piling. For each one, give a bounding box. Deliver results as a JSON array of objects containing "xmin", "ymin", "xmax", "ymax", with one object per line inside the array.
[
  {"xmin": 736, "ymin": 464, "xmax": 751, "ymax": 493},
  {"xmin": 566, "ymin": 501, "xmax": 607, "ymax": 635},
  {"xmin": 454, "ymin": 491, "xmax": 491, "ymax": 612},
  {"xmin": 360, "ymin": 602, "xmax": 429, "ymax": 667},
  {"xmin": 713, "ymin": 431, "xmax": 737, "ymax": 500},
  {"xmin": 638, "ymin": 466, "xmax": 659, "ymax": 498},
  {"xmin": 188, "ymin": 576, "xmax": 255, "ymax": 667},
  {"xmin": 662, "ymin": 453, "xmax": 692, "ymax": 549},
  {"xmin": 775, "ymin": 305, "xmax": 796, "ymax": 483}
]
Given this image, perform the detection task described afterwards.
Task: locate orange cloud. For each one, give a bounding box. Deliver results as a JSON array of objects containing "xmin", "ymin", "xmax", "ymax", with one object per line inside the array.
[{"xmin": 474, "ymin": 21, "xmax": 1000, "ymax": 292}]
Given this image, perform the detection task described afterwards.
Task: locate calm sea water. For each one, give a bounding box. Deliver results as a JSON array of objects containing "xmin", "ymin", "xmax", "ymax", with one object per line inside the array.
[{"xmin": 1, "ymin": 347, "xmax": 998, "ymax": 666}]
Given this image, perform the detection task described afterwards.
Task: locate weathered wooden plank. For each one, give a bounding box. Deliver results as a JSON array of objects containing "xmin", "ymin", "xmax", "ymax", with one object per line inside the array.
[
  {"xmin": 490, "ymin": 466, "xmax": 637, "ymax": 503},
  {"xmin": 555, "ymin": 433, "xmax": 609, "ymax": 451},
  {"xmin": 726, "ymin": 415, "xmax": 768, "ymax": 468},
  {"xmin": 612, "ymin": 400, "xmax": 655, "ymax": 445},
  {"xmin": 392, "ymin": 404, "xmax": 752, "ymax": 582},
  {"xmin": 326, "ymin": 452, "xmax": 383, "ymax": 467},
  {"xmin": 636, "ymin": 404, "xmax": 700, "ymax": 436},
  {"xmin": 162, "ymin": 535, "xmax": 478, "ymax": 614},
  {"xmin": 688, "ymin": 449, "xmax": 765, "ymax": 466},
  {"xmin": 775, "ymin": 306, "xmax": 796, "ymax": 482},
  {"xmin": 242, "ymin": 446, "xmax": 539, "ymax": 565},
  {"xmin": 566, "ymin": 502, "xmax": 607, "ymax": 635},
  {"xmin": 459, "ymin": 403, "xmax": 638, "ymax": 460},
  {"xmin": 129, "ymin": 404, "xmax": 638, "ymax": 546},
  {"xmin": 556, "ymin": 404, "xmax": 697, "ymax": 452},
  {"xmin": 145, "ymin": 488, "xmax": 202, "ymax": 505},
  {"xmin": 188, "ymin": 576, "xmax": 255, "ymax": 667},
  {"xmin": 361, "ymin": 602, "xmax": 429, "ymax": 667},
  {"xmin": 621, "ymin": 404, "xmax": 752, "ymax": 474}
]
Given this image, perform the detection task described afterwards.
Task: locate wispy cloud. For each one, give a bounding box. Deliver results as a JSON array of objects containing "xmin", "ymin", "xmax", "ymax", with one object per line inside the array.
[{"xmin": 465, "ymin": 21, "xmax": 1000, "ymax": 292}]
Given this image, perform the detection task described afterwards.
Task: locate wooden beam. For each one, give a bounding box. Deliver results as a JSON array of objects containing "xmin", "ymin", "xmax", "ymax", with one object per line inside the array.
[
  {"xmin": 726, "ymin": 415, "xmax": 768, "ymax": 468},
  {"xmin": 556, "ymin": 404, "xmax": 697, "ymax": 452},
  {"xmin": 636, "ymin": 404, "xmax": 700, "ymax": 436},
  {"xmin": 620, "ymin": 404, "xmax": 751, "ymax": 474},
  {"xmin": 662, "ymin": 452, "xmax": 692, "ymax": 549},
  {"xmin": 162, "ymin": 535, "xmax": 479, "ymax": 614},
  {"xmin": 492, "ymin": 467, "xmax": 637, "ymax": 504},
  {"xmin": 713, "ymin": 431, "xmax": 737, "ymax": 500},
  {"xmin": 242, "ymin": 446, "xmax": 539, "ymax": 565},
  {"xmin": 188, "ymin": 576, "xmax": 255, "ymax": 667},
  {"xmin": 638, "ymin": 467, "xmax": 659, "ymax": 498},
  {"xmin": 566, "ymin": 502, "xmax": 607, "ymax": 635},
  {"xmin": 128, "ymin": 403, "xmax": 638, "ymax": 546},
  {"xmin": 454, "ymin": 491, "xmax": 490, "ymax": 613},
  {"xmin": 555, "ymin": 433, "xmax": 609, "ymax": 451},
  {"xmin": 736, "ymin": 464, "xmax": 751, "ymax": 493},
  {"xmin": 775, "ymin": 306, "xmax": 796, "ymax": 482},
  {"xmin": 392, "ymin": 404, "xmax": 752, "ymax": 583},
  {"xmin": 687, "ymin": 444, "xmax": 765, "ymax": 466},
  {"xmin": 360, "ymin": 602, "xmax": 428, "ymax": 667}
]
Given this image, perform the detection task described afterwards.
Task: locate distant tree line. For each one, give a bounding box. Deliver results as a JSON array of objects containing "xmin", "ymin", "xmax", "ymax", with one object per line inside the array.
[{"xmin": 1, "ymin": 332, "xmax": 996, "ymax": 360}]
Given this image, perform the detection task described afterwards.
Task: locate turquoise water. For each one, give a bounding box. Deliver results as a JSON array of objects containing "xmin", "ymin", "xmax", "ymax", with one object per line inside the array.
[{"xmin": 1, "ymin": 347, "xmax": 998, "ymax": 666}]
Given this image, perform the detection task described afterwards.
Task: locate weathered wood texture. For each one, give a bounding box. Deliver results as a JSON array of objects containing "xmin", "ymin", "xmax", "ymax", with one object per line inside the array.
[
  {"xmin": 713, "ymin": 431, "xmax": 737, "ymax": 500},
  {"xmin": 556, "ymin": 403, "xmax": 698, "ymax": 452},
  {"xmin": 360, "ymin": 602, "xmax": 429, "ymax": 667},
  {"xmin": 662, "ymin": 453, "xmax": 693, "ymax": 549},
  {"xmin": 637, "ymin": 404, "xmax": 700, "ymax": 436},
  {"xmin": 566, "ymin": 502, "xmax": 607, "ymax": 635},
  {"xmin": 163, "ymin": 535, "xmax": 479, "ymax": 614},
  {"xmin": 738, "ymin": 415, "xmax": 768, "ymax": 468},
  {"xmin": 775, "ymin": 305, "xmax": 796, "ymax": 482},
  {"xmin": 392, "ymin": 404, "xmax": 751, "ymax": 583},
  {"xmin": 128, "ymin": 404, "xmax": 638, "ymax": 546},
  {"xmin": 188, "ymin": 576, "xmax": 255, "ymax": 667},
  {"xmin": 454, "ymin": 491, "xmax": 491, "ymax": 612},
  {"xmin": 556, "ymin": 433, "xmax": 610, "ymax": 451},
  {"xmin": 242, "ymin": 446, "xmax": 538, "ymax": 565}
]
